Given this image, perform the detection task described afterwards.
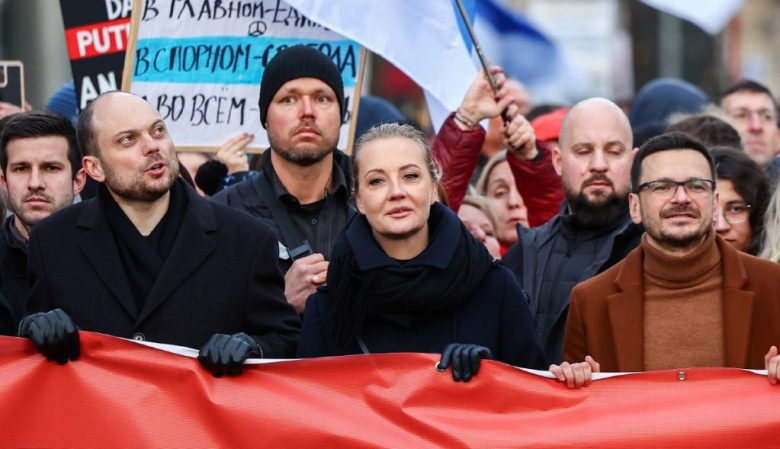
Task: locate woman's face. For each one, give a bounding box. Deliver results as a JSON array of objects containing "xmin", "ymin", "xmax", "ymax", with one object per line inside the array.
[
  {"xmin": 714, "ymin": 179, "xmax": 752, "ymax": 252},
  {"xmin": 355, "ymin": 137, "xmax": 437, "ymax": 256},
  {"xmin": 485, "ymin": 161, "xmax": 529, "ymax": 246},
  {"xmin": 458, "ymin": 203, "xmax": 501, "ymax": 259}
]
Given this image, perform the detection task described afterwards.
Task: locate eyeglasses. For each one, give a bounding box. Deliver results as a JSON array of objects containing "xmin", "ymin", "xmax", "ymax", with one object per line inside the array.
[
  {"xmin": 636, "ymin": 178, "xmax": 715, "ymax": 199},
  {"xmin": 719, "ymin": 202, "xmax": 752, "ymax": 224}
]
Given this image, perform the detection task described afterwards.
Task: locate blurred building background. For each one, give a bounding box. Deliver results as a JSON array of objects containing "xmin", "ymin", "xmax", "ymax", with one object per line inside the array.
[{"xmin": 1, "ymin": 0, "xmax": 779, "ymax": 129}]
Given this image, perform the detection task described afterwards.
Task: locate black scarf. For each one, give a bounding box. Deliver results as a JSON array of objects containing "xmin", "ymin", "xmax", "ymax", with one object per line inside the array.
[
  {"xmin": 99, "ymin": 179, "xmax": 188, "ymax": 312},
  {"xmin": 325, "ymin": 202, "xmax": 494, "ymax": 345}
]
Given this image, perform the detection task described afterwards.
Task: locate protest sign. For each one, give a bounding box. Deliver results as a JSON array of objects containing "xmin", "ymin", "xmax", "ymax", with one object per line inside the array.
[
  {"xmin": 60, "ymin": 0, "xmax": 132, "ymax": 111},
  {"xmin": 123, "ymin": 0, "xmax": 365, "ymax": 152}
]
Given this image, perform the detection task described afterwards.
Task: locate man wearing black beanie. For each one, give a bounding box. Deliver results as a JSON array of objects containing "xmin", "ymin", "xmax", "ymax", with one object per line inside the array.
[{"xmin": 213, "ymin": 45, "xmax": 354, "ymax": 315}]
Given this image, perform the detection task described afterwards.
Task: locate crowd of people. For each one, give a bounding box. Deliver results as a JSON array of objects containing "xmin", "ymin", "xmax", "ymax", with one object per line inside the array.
[{"xmin": 2, "ymin": 44, "xmax": 780, "ymax": 386}]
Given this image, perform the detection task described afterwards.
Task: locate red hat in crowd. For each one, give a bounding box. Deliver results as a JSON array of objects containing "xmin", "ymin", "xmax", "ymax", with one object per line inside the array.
[{"xmin": 531, "ymin": 107, "xmax": 568, "ymax": 142}]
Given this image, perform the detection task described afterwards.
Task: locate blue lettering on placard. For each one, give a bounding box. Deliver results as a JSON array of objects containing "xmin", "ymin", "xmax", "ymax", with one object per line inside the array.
[{"xmin": 134, "ymin": 36, "xmax": 358, "ymax": 86}]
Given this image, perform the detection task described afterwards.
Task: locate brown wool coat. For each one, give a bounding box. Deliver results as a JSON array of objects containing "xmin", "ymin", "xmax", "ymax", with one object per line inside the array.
[{"xmin": 563, "ymin": 235, "xmax": 780, "ymax": 372}]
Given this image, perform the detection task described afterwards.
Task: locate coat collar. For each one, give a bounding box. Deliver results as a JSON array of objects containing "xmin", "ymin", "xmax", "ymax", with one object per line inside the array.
[
  {"xmin": 240, "ymin": 149, "xmax": 352, "ymax": 214},
  {"xmin": 607, "ymin": 234, "xmax": 753, "ymax": 371},
  {"xmin": 76, "ymin": 180, "xmax": 217, "ymax": 323}
]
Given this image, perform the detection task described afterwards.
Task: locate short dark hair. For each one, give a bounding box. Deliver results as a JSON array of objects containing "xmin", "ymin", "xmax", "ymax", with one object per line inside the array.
[
  {"xmin": 666, "ymin": 114, "xmax": 742, "ymax": 150},
  {"xmin": 76, "ymin": 94, "xmax": 102, "ymax": 157},
  {"xmin": 0, "ymin": 110, "xmax": 82, "ymax": 177},
  {"xmin": 721, "ymin": 79, "xmax": 775, "ymax": 100},
  {"xmin": 711, "ymin": 147, "xmax": 769, "ymax": 255},
  {"xmin": 631, "ymin": 131, "xmax": 715, "ymax": 192}
]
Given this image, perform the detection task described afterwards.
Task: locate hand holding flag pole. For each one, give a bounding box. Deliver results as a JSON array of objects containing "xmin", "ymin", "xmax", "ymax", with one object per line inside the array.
[{"xmin": 453, "ymin": 0, "xmax": 510, "ymax": 125}]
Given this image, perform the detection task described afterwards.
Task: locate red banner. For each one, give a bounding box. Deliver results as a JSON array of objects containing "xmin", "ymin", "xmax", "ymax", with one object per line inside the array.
[{"xmin": 1, "ymin": 332, "xmax": 778, "ymax": 448}]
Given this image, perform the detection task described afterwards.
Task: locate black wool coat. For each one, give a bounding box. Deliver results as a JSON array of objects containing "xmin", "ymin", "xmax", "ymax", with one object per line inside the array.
[
  {"xmin": 298, "ymin": 205, "xmax": 547, "ymax": 370},
  {"xmin": 26, "ymin": 181, "xmax": 300, "ymax": 356}
]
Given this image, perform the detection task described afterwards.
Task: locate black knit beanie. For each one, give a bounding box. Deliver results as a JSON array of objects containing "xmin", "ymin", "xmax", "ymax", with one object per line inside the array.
[{"xmin": 258, "ymin": 45, "xmax": 345, "ymax": 128}]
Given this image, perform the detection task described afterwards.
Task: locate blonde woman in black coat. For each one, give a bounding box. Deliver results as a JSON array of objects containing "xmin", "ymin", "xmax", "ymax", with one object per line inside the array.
[{"xmin": 298, "ymin": 123, "xmax": 545, "ymax": 381}]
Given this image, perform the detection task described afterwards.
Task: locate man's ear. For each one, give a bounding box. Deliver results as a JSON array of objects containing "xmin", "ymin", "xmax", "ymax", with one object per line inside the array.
[
  {"xmin": 552, "ymin": 147, "xmax": 563, "ymax": 177},
  {"xmin": 0, "ymin": 170, "xmax": 8, "ymax": 193},
  {"xmin": 629, "ymin": 192, "xmax": 642, "ymax": 224},
  {"xmin": 83, "ymin": 156, "xmax": 105, "ymax": 183},
  {"xmin": 72, "ymin": 168, "xmax": 87, "ymax": 197}
]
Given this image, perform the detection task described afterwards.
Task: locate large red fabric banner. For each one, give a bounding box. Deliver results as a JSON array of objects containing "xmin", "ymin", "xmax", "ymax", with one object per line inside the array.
[{"xmin": 0, "ymin": 332, "xmax": 777, "ymax": 448}]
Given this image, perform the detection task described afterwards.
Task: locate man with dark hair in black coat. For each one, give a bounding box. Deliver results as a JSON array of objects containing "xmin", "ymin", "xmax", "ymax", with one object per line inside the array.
[
  {"xmin": 22, "ymin": 91, "xmax": 300, "ymax": 377},
  {"xmin": 0, "ymin": 111, "xmax": 86, "ymax": 329}
]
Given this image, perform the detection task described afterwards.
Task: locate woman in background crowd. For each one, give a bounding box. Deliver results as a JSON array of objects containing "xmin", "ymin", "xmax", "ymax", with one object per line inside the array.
[
  {"xmin": 710, "ymin": 148, "xmax": 768, "ymax": 255},
  {"xmin": 298, "ymin": 123, "xmax": 545, "ymax": 381},
  {"xmin": 759, "ymin": 165, "xmax": 780, "ymax": 262},
  {"xmin": 475, "ymin": 150, "xmax": 529, "ymax": 254},
  {"xmin": 458, "ymin": 195, "xmax": 501, "ymax": 259}
]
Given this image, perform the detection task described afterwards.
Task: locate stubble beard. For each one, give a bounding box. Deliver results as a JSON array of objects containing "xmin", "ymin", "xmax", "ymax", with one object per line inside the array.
[
  {"xmin": 12, "ymin": 193, "xmax": 71, "ymax": 231},
  {"xmin": 270, "ymin": 141, "xmax": 334, "ymax": 167},
  {"xmin": 649, "ymin": 205, "xmax": 711, "ymax": 251},
  {"xmin": 103, "ymin": 157, "xmax": 180, "ymax": 202}
]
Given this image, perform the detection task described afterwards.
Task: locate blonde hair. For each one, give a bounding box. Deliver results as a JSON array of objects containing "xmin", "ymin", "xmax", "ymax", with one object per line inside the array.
[
  {"xmin": 475, "ymin": 150, "xmax": 508, "ymax": 196},
  {"xmin": 460, "ymin": 194, "xmax": 497, "ymax": 229},
  {"xmin": 759, "ymin": 186, "xmax": 780, "ymax": 262},
  {"xmin": 352, "ymin": 123, "xmax": 440, "ymax": 193}
]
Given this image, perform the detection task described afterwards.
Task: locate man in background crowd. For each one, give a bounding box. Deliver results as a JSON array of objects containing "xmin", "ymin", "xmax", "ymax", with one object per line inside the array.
[
  {"xmin": 213, "ymin": 45, "xmax": 355, "ymax": 315},
  {"xmin": 0, "ymin": 111, "xmax": 86, "ymax": 327}
]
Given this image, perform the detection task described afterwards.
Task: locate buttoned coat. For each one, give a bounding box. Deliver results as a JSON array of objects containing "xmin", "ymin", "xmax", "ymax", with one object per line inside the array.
[
  {"xmin": 563, "ymin": 236, "xmax": 780, "ymax": 371},
  {"xmin": 26, "ymin": 182, "xmax": 300, "ymax": 356}
]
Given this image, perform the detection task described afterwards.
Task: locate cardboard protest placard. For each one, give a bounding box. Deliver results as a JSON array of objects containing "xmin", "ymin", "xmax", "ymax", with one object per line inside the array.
[
  {"xmin": 60, "ymin": 0, "xmax": 132, "ymax": 111},
  {"xmin": 123, "ymin": 0, "xmax": 365, "ymax": 153}
]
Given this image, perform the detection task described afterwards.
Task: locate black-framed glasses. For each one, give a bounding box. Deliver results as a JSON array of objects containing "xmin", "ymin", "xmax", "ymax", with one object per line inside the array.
[
  {"xmin": 719, "ymin": 201, "xmax": 751, "ymax": 224},
  {"xmin": 636, "ymin": 178, "xmax": 715, "ymax": 199}
]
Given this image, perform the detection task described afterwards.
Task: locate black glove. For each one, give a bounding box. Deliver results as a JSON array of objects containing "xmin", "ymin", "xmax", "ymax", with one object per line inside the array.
[
  {"xmin": 18, "ymin": 308, "xmax": 80, "ymax": 364},
  {"xmin": 198, "ymin": 332, "xmax": 263, "ymax": 378},
  {"xmin": 437, "ymin": 343, "xmax": 493, "ymax": 382}
]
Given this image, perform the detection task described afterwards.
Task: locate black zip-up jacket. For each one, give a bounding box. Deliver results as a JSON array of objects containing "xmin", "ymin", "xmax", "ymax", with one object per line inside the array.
[
  {"xmin": 502, "ymin": 204, "xmax": 643, "ymax": 364},
  {"xmin": 211, "ymin": 149, "xmax": 355, "ymax": 274}
]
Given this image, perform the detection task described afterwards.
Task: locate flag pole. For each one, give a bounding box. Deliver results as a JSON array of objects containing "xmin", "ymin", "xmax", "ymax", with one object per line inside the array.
[
  {"xmin": 453, "ymin": 0, "xmax": 499, "ymax": 94},
  {"xmin": 453, "ymin": 0, "xmax": 509, "ymax": 123}
]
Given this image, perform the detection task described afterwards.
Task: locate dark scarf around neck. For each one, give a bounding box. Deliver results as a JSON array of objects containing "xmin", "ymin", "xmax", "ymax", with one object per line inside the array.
[
  {"xmin": 325, "ymin": 202, "xmax": 494, "ymax": 346},
  {"xmin": 98, "ymin": 179, "xmax": 188, "ymax": 311}
]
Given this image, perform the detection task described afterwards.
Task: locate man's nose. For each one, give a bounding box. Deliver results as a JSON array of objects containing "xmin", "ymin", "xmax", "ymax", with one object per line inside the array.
[
  {"xmin": 28, "ymin": 167, "xmax": 44, "ymax": 190},
  {"xmin": 670, "ymin": 183, "xmax": 693, "ymax": 203},
  {"xmin": 589, "ymin": 149, "xmax": 608, "ymax": 172},
  {"xmin": 747, "ymin": 112, "xmax": 764, "ymax": 131},
  {"xmin": 300, "ymin": 96, "xmax": 315, "ymax": 118},
  {"xmin": 141, "ymin": 132, "xmax": 160, "ymax": 154}
]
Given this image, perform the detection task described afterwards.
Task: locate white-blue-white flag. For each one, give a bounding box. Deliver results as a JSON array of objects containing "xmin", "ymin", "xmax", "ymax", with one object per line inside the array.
[
  {"xmin": 473, "ymin": 0, "xmax": 575, "ymax": 104},
  {"xmin": 639, "ymin": 0, "xmax": 743, "ymax": 35},
  {"xmin": 284, "ymin": 0, "xmax": 478, "ymax": 131}
]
